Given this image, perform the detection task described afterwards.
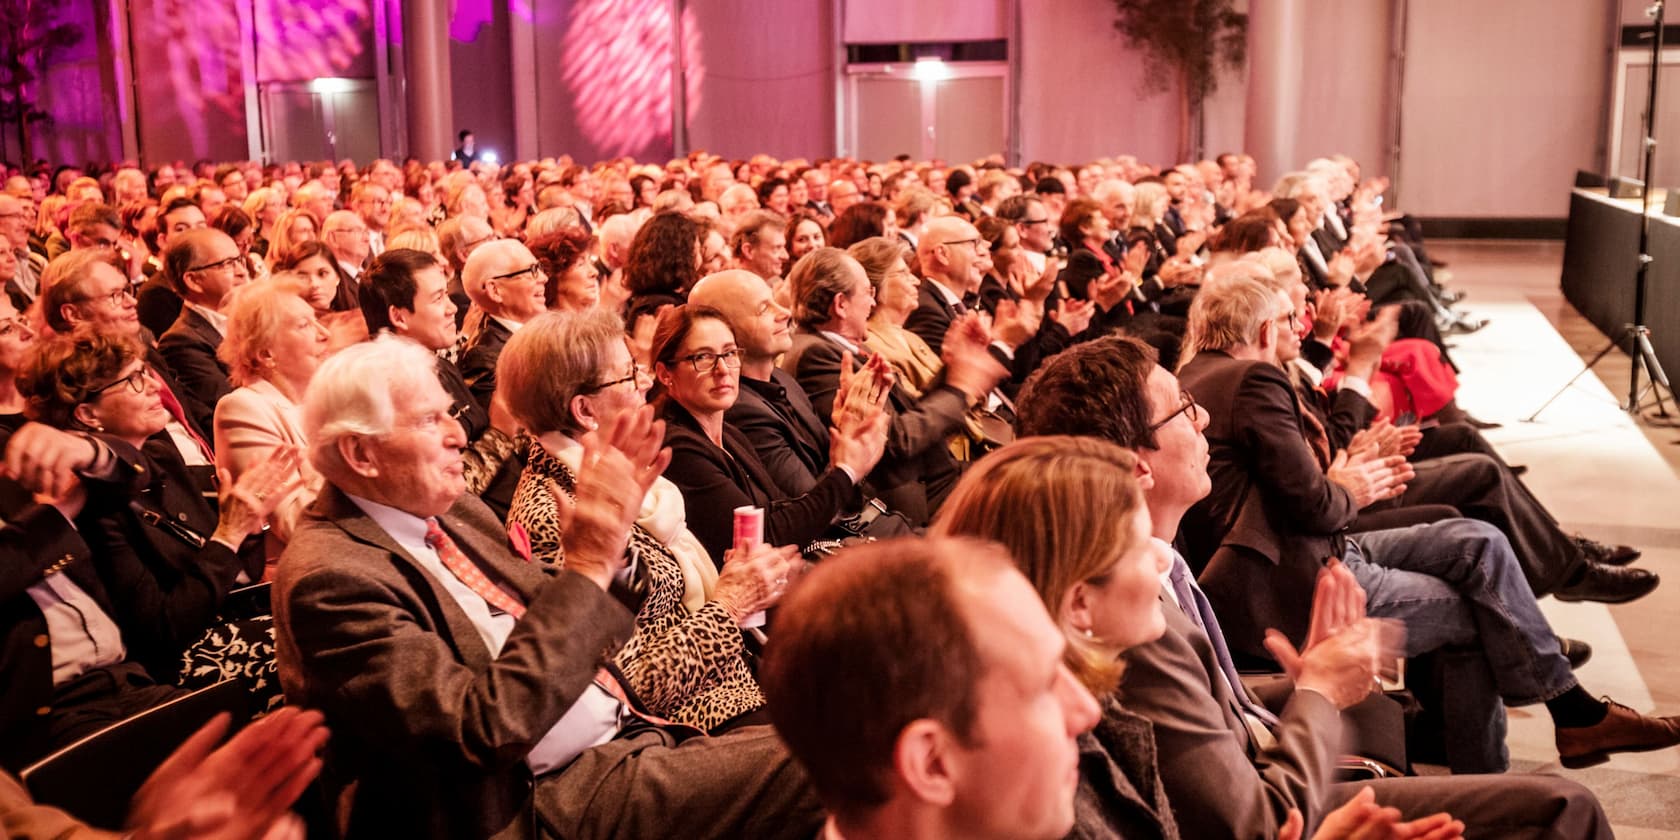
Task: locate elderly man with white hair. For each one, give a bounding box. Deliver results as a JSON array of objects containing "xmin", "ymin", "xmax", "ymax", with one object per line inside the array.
[
  {"xmin": 458, "ymin": 238, "xmax": 547, "ymax": 408},
  {"xmin": 273, "ymin": 335, "xmax": 822, "ymax": 840}
]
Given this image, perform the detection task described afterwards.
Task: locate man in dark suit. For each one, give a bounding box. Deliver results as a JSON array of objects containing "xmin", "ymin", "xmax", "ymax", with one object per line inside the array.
[
  {"xmin": 136, "ymin": 198, "xmax": 207, "ymax": 337},
  {"xmin": 1015, "ymin": 340, "xmax": 1615, "ymax": 837},
  {"xmin": 275, "ymin": 336, "xmax": 820, "ymax": 840},
  {"xmin": 1171, "ymin": 278, "xmax": 1680, "ymax": 773},
  {"xmin": 781, "ymin": 248, "xmax": 1002, "ymax": 524},
  {"xmin": 157, "ymin": 229, "xmax": 248, "ymax": 423},
  {"xmin": 459, "ymin": 239, "xmax": 547, "ymax": 410}
]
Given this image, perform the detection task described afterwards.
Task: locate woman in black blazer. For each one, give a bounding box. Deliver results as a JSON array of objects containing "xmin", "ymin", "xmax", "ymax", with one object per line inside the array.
[
  {"xmin": 18, "ymin": 332, "xmax": 299, "ymax": 692},
  {"xmin": 651, "ymin": 305, "xmax": 888, "ymax": 563}
]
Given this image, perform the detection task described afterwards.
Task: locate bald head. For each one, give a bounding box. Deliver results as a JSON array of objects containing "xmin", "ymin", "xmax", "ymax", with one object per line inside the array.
[
  {"xmin": 917, "ymin": 216, "xmax": 985, "ymax": 294},
  {"xmin": 689, "ymin": 268, "xmax": 791, "ymax": 363},
  {"xmin": 463, "ymin": 239, "xmax": 544, "ymax": 321}
]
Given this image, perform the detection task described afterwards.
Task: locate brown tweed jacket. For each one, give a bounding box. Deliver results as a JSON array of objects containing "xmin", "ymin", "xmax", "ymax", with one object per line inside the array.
[{"xmin": 273, "ymin": 484, "xmax": 634, "ymax": 840}]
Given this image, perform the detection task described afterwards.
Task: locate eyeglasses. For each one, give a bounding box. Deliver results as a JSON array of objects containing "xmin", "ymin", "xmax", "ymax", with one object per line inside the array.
[
  {"xmin": 187, "ymin": 254, "xmax": 246, "ymax": 273},
  {"xmin": 1018, "ymin": 217, "xmax": 1050, "ymax": 226},
  {"xmin": 940, "ymin": 237, "xmax": 985, "ymax": 251},
  {"xmin": 74, "ymin": 286, "xmax": 135, "ymax": 308},
  {"xmin": 1147, "ymin": 389, "xmax": 1200, "ymax": 433},
  {"xmin": 583, "ymin": 363, "xmax": 645, "ymax": 393},
  {"xmin": 670, "ymin": 348, "xmax": 742, "ymax": 374},
  {"xmin": 490, "ymin": 263, "xmax": 542, "ymax": 283},
  {"xmin": 90, "ymin": 365, "xmax": 152, "ymax": 398}
]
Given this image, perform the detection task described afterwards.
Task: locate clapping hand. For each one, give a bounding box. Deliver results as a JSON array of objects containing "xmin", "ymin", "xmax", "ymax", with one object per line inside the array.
[
  {"xmin": 213, "ymin": 446, "xmax": 305, "ymax": 547},
  {"xmin": 563, "ymin": 405, "xmax": 671, "ymax": 590},
  {"xmin": 1263, "ymin": 559, "xmax": 1404, "ymax": 710}
]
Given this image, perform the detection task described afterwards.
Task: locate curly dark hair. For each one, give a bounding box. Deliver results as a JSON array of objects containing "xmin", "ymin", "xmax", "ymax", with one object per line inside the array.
[
  {"xmin": 18, "ymin": 330, "xmax": 143, "ymax": 430},
  {"xmin": 528, "ymin": 227, "xmax": 598, "ymax": 309},
  {"xmin": 623, "ymin": 211, "xmax": 701, "ymax": 297},
  {"xmin": 1015, "ymin": 334, "xmax": 1161, "ymax": 451}
]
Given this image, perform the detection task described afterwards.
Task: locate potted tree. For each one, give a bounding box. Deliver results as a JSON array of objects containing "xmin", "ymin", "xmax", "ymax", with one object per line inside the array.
[{"xmin": 1111, "ymin": 0, "xmax": 1246, "ymax": 162}]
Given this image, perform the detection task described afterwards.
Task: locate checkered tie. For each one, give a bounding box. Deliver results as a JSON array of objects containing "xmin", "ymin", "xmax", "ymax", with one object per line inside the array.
[{"xmin": 425, "ymin": 518, "xmax": 525, "ymax": 619}]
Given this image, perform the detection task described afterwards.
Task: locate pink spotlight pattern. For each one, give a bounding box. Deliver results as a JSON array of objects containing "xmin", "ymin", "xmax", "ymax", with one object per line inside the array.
[{"xmin": 560, "ymin": 0, "xmax": 703, "ymax": 157}]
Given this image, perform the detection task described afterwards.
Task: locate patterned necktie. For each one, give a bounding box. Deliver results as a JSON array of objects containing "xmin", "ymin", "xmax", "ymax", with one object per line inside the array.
[
  {"xmin": 1167, "ymin": 554, "xmax": 1281, "ymax": 729},
  {"xmin": 425, "ymin": 518, "xmax": 525, "ymax": 619}
]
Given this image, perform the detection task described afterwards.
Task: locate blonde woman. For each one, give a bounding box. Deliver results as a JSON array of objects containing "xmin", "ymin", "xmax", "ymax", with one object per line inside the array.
[{"xmin": 213, "ymin": 275, "xmax": 331, "ymax": 569}]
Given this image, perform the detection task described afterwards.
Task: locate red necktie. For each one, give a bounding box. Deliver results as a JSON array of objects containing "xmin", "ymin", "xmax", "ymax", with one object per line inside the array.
[
  {"xmin": 425, "ymin": 519, "xmax": 526, "ymax": 618},
  {"xmin": 151, "ymin": 371, "xmax": 215, "ymax": 463}
]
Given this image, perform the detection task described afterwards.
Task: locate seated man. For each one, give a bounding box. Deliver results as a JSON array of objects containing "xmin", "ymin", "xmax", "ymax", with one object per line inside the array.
[
  {"xmin": 1027, "ymin": 327, "xmax": 1680, "ymax": 774},
  {"xmin": 360, "ymin": 247, "xmax": 523, "ymax": 502},
  {"xmin": 1015, "ymin": 335, "xmax": 1614, "ymax": 838},
  {"xmin": 780, "ymin": 248, "xmax": 1003, "ymax": 524},
  {"xmin": 157, "ymin": 228, "xmax": 251, "ymax": 424},
  {"xmin": 458, "ymin": 239, "xmax": 547, "ymax": 410},
  {"xmin": 274, "ymin": 335, "xmax": 819, "ymax": 839},
  {"xmin": 761, "ymin": 537, "xmax": 1102, "ymax": 840}
]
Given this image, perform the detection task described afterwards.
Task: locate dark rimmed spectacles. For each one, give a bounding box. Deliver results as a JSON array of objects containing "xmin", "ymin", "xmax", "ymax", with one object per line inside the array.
[
  {"xmin": 490, "ymin": 263, "xmax": 542, "ymax": 283},
  {"xmin": 1148, "ymin": 389, "xmax": 1199, "ymax": 433},
  {"xmin": 670, "ymin": 349, "xmax": 742, "ymax": 374},
  {"xmin": 90, "ymin": 365, "xmax": 152, "ymax": 399},
  {"xmin": 583, "ymin": 363, "xmax": 645, "ymax": 393},
  {"xmin": 187, "ymin": 254, "xmax": 246, "ymax": 273},
  {"xmin": 73, "ymin": 286, "xmax": 135, "ymax": 308}
]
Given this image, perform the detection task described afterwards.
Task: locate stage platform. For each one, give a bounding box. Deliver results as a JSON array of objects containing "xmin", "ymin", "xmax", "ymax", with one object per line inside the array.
[{"xmin": 1561, "ymin": 188, "xmax": 1680, "ymax": 396}]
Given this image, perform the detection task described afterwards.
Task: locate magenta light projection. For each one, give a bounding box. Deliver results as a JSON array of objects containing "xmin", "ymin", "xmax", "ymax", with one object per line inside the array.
[
  {"xmin": 255, "ymin": 0, "xmax": 374, "ymax": 80},
  {"xmin": 559, "ymin": 0, "xmax": 703, "ymax": 157}
]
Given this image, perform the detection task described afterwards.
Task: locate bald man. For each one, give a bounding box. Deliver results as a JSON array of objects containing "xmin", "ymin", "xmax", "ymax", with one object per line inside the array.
[
  {"xmin": 459, "ymin": 239, "xmax": 546, "ymax": 408},
  {"xmin": 693, "ymin": 270, "xmax": 911, "ymax": 535},
  {"xmin": 907, "ymin": 217, "xmax": 1007, "ymax": 356}
]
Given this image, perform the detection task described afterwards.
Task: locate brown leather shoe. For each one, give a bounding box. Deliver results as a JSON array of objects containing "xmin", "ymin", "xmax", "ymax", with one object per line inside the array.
[{"xmin": 1556, "ymin": 698, "xmax": 1680, "ymax": 768}]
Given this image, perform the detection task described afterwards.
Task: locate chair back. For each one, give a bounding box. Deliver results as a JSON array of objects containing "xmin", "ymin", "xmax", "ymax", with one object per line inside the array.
[{"xmin": 21, "ymin": 678, "xmax": 252, "ymax": 830}]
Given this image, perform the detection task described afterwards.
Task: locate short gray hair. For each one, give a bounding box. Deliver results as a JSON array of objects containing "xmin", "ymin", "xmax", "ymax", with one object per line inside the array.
[{"xmin": 302, "ymin": 333, "xmax": 440, "ymax": 479}]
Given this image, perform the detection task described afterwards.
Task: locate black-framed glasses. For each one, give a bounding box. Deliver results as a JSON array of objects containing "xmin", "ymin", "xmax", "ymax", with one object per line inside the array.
[
  {"xmin": 490, "ymin": 263, "xmax": 542, "ymax": 283},
  {"xmin": 1147, "ymin": 389, "xmax": 1199, "ymax": 433},
  {"xmin": 940, "ymin": 237, "xmax": 984, "ymax": 251},
  {"xmin": 583, "ymin": 363, "xmax": 645, "ymax": 393},
  {"xmin": 90, "ymin": 365, "xmax": 152, "ymax": 398},
  {"xmin": 671, "ymin": 349, "xmax": 742, "ymax": 374},
  {"xmin": 187, "ymin": 254, "xmax": 246, "ymax": 273},
  {"xmin": 1018, "ymin": 217, "xmax": 1050, "ymax": 226}
]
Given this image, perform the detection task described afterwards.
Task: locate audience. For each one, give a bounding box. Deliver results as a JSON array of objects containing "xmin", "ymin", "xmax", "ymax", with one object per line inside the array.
[{"xmin": 0, "ymin": 145, "xmax": 1664, "ymax": 837}]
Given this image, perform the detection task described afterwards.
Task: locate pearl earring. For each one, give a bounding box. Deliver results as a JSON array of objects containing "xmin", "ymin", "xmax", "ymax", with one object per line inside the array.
[{"xmin": 1082, "ymin": 628, "xmax": 1094, "ymax": 639}]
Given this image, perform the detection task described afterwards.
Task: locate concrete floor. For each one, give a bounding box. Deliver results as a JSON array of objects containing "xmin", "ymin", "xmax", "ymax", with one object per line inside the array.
[{"xmin": 1426, "ymin": 240, "xmax": 1680, "ymax": 837}]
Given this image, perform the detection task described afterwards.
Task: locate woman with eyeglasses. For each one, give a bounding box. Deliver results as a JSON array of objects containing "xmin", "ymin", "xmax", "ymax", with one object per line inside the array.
[
  {"xmin": 502, "ymin": 308, "xmax": 788, "ymax": 733},
  {"xmin": 652, "ymin": 304, "xmax": 888, "ymax": 565},
  {"xmin": 17, "ymin": 331, "xmax": 300, "ymax": 703},
  {"xmin": 213, "ymin": 275, "xmax": 331, "ymax": 571},
  {"xmin": 0, "ymin": 293, "xmax": 35, "ymax": 433}
]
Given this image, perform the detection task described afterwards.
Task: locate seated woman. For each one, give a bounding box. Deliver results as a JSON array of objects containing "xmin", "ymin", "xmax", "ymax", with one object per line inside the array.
[
  {"xmin": 652, "ymin": 304, "xmax": 888, "ymax": 563},
  {"xmin": 0, "ymin": 294, "xmax": 34, "ymax": 433},
  {"xmin": 270, "ymin": 241, "xmax": 366, "ymax": 350},
  {"xmin": 501, "ymin": 308, "xmax": 795, "ymax": 732},
  {"xmin": 932, "ymin": 437, "xmax": 1177, "ymax": 837},
  {"xmin": 212, "ymin": 205, "xmax": 267, "ymax": 282},
  {"xmin": 787, "ymin": 211, "xmax": 827, "ymax": 264},
  {"xmin": 213, "ymin": 276, "xmax": 331, "ymax": 570},
  {"xmin": 824, "ymin": 202, "xmax": 895, "ymax": 250},
  {"xmin": 267, "ymin": 207, "xmax": 321, "ymax": 267},
  {"xmin": 18, "ymin": 331, "xmax": 299, "ymax": 702},
  {"xmin": 623, "ymin": 211, "xmax": 702, "ymax": 325},
  {"xmin": 528, "ymin": 227, "xmax": 601, "ymax": 313}
]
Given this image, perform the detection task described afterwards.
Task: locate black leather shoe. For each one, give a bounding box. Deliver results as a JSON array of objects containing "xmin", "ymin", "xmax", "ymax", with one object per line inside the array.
[
  {"xmin": 1553, "ymin": 563, "xmax": 1660, "ymax": 604},
  {"xmin": 1467, "ymin": 416, "xmax": 1503, "ymax": 430},
  {"xmin": 1509, "ymin": 464, "xmax": 1529, "ymax": 477},
  {"xmin": 1557, "ymin": 698, "xmax": 1680, "ymax": 768},
  {"xmin": 1558, "ymin": 636, "xmax": 1593, "ymax": 669},
  {"xmin": 1444, "ymin": 317, "xmax": 1490, "ymax": 335},
  {"xmin": 1573, "ymin": 534, "xmax": 1641, "ymax": 567}
]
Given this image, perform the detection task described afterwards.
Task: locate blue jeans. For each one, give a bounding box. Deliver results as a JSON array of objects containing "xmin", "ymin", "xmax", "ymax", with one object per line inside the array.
[{"xmin": 1343, "ymin": 519, "xmax": 1577, "ymax": 772}]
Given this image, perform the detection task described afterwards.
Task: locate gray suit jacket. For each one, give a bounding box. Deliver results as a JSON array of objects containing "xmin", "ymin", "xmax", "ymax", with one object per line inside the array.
[
  {"xmin": 1117, "ymin": 593, "xmax": 1341, "ymax": 839},
  {"xmin": 274, "ymin": 485, "xmax": 634, "ymax": 840}
]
